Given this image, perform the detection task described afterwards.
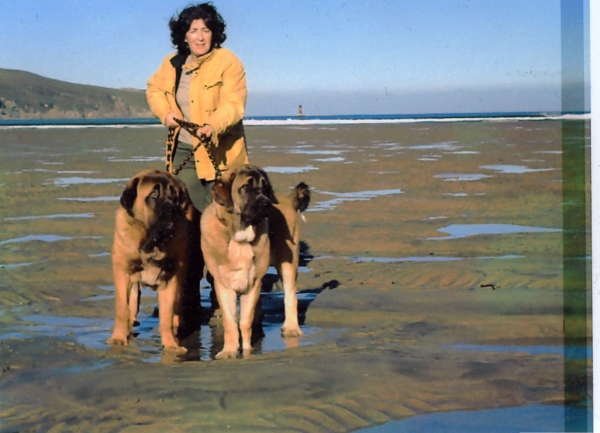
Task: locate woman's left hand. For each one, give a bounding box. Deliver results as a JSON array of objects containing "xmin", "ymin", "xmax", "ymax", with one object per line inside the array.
[{"xmin": 196, "ymin": 124, "xmax": 214, "ymax": 141}]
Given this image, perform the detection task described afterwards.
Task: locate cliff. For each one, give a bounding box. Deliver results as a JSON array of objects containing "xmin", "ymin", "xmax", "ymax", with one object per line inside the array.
[{"xmin": 0, "ymin": 69, "xmax": 153, "ymax": 119}]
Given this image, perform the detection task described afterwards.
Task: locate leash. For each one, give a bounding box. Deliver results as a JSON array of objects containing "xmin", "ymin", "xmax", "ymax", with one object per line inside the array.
[{"xmin": 169, "ymin": 118, "xmax": 222, "ymax": 177}]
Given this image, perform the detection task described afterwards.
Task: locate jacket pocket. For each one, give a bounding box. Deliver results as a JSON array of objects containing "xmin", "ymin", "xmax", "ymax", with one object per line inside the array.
[
  {"xmin": 204, "ymin": 80, "xmax": 223, "ymax": 89},
  {"xmin": 202, "ymin": 78, "xmax": 223, "ymax": 110}
]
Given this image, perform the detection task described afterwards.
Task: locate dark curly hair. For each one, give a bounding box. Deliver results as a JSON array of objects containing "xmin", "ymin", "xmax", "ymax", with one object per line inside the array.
[{"xmin": 169, "ymin": 3, "xmax": 227, "ymax": 55}]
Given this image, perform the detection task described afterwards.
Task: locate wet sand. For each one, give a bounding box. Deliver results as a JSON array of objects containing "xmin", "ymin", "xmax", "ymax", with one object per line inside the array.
[{"xmin": 0, "ymin": 121, "xmax": 591, "ymax": 432}]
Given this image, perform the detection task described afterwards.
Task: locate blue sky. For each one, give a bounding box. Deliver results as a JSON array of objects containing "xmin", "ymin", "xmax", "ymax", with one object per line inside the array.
[{"xmin": 0, "ymin": 0, "xmax": 590, "ymax": 116}]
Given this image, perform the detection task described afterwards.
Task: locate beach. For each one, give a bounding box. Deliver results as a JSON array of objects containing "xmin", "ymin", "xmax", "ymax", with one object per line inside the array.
[{"xmin": 0, "ymin": 120, "xmax": 591, "ymax": 431}]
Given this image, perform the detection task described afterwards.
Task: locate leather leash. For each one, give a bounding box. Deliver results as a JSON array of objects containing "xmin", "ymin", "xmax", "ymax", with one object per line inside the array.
[{"xmin": 169, "ymin": 118, "xmax": 222, "ymax": 177}]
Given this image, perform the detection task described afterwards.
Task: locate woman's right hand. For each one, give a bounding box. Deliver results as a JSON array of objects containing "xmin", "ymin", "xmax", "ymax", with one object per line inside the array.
[{"xmin": 165, "ymin": 111, "xmax": 180, "ymax": 128}]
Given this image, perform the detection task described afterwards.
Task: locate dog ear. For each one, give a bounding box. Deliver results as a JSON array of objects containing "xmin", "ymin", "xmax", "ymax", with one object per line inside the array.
[
  {"xmin": 212, "ymin": 173, "xmax": 236, "ymax": 212},
  {"xmin": 120, "ymin": 176, "xmax": 140, "ymax": 217},
  {"xmin": 258, "ymin": 168, "xmax": 278, "ymax": 204}
]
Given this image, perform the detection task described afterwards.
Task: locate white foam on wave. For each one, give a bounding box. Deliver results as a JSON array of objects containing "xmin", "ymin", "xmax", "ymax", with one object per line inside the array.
[
  {"xmin": 0, "ymin": 113, "xmax": 589, "ymax": 130},
  {"xmin": 243, "ymin": 113, "xmax": 590, "ymax": 126}
]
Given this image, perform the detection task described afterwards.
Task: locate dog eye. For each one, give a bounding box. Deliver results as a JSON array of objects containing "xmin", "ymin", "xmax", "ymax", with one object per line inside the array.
[{"xmin": 149, "ymin": 186, "xmax": 160, "ymax": 199}]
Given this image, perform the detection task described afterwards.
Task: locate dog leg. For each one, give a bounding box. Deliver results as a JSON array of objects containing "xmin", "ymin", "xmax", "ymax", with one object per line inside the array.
[
  {"xmin": 107, "ymin": 269, "xmax": 132, "ymax": 346},
  {"xmin": 239, "ymin": 281, "xmax": 262, "ymax": 357},
  {"xmin": 215, "ymin": 285, "xmax": 239, "ymax": 359},
  {"xmin": 279, "ymin": 261, "xmax": 304, "ymax": 337},
  {"xmin": 157, "ymin": 280, "xmax": 187, "ymax": 353},
  {"xmin": 129, "ymin": 283, "xmax": 140, "ymax": 327}
]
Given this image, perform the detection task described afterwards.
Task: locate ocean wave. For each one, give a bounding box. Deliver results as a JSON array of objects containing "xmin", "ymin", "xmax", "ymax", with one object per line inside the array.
[{"xmin": 0, "ymin": 113, "xmax": 589, "ymax": 129}]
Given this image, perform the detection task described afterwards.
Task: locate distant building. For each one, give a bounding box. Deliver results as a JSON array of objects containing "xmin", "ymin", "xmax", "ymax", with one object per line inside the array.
[{"xmin": 297, "ymin": 105, "xmax": 304, "ymax": 117}]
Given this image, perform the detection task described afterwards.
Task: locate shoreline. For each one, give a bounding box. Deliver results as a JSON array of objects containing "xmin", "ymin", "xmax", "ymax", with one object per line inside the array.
[{"xmin": 0, "ymin": 112, "xmax": 590, "ymax": 129}]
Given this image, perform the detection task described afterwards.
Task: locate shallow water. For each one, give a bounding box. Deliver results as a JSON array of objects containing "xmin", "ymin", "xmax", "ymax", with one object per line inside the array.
[
  {"xmin": 4, "ymin": 213, "xmax": 95, "ymax": 221},
  {"xmin": 450, "ymin": 344, "xmax": 592, "ymax": 359},
  {"xmin": 107, "ymin": 156, "xmax": 163, "ymax": 162},
  {"xmin": 427, "ymin": 224, "xmax": 562, "ymax": 240},
  {"xmin": 58, "ymin": 196, "xmax": 119, "ymax": 201},
  {"xmin": 51, "ymin": 177, "xmax": 129, "ymax": 185},
  {"xmin": 310, "ymin": 188, "xmax": 403, "ymax": 211},
  {"xmin": 0, "ymin": 234, "xmax": 103, "ymax": 245},
  {"xmin": 16, "ymin": 286, "xmax": 324, "ymax": 363},
  {"xmin": 357, "ymin": 404, "xmax": 591, "ymax": 433},
  {"xmin": 263, "ymin": 165, "xmax": 319, "ymax": 174},
  {"xmin": 0, "ymin": 261, "xmax": 34, "ymax": 269},
  {"xmin": 434, "ymin": 173, "xmax": 492, "ymax": 181},
  {"xmin": 408, "ymin": 141, "xmax": 460, "ymax": 150},
  {"xmin": 480, "ymin": 164, "xmax": 557, "ymax": 174},
  {"xmin": 349, "ymin": 254, "xmax": 523, "ymax": 263}
]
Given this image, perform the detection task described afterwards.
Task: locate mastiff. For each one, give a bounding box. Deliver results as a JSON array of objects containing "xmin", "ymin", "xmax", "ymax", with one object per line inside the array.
[
  {"xmin": 200, "ymin": 164, "xmax": 310, "ymax": 359},
  {"xmin": 107, "ymin": 169, "xmax": 193, "ymax": 353}
]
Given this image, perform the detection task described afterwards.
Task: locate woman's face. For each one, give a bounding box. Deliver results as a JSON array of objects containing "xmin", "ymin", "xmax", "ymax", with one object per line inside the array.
[{"xmin": 185, "ymin": 19, "xmax": 213, "ymax": 58}]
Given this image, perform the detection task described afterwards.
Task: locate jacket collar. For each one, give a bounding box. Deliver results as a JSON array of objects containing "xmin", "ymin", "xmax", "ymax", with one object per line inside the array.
[{"xmin": 171, "ymin": 49, "xmax": 217, "ymax": 69}]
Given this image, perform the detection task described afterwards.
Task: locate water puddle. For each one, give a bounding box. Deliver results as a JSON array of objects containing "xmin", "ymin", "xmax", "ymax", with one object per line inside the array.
[
  {"xmin": 0, "ymin": 234, "xmax": 103, "ymax": 245},
  {"xmin": 51, "ymin": 177, "xmax": 129, "ymax": 186},
  {"xmin": 0, "ymin": 262, "xmax": 34, "ymax": 269},
  {"xmin": 370, "ymin": 142, "xmax": 402, "ymax": 149},
  {"xmin": 107, "ymin": 156, "xmax": 163, "ymax": 162},
  {"xmin": 58, "ymin": 196, "xmax": 119, "ymax": 202},
  {"xmin": 450, "ymin": 344, "xmax": 592, "ymax": 359},
  {"xmin": 426, "ymin": 224, "xmax": 562, "ymax": 240},
  {"xmin": 346, "ymin": 255, "xmax": 523, "ymax": 263},
  {"xmin": 263, "ymin": 165, "xmax": 319, "ymax": 174},
  {"xmin": 86, "ymin": 147, "xmax": 121, "ymax": 153},
  {"xmin": 357, "ymin": 404, "xmax": 590, "ymax": 433},
  {"xmin": 444, "ymin": 193, "xmax": 468, "ymax": 197},
  {"xmin": 89, "ymin": 252, "xmax": 111, "ymax": 258},
  {"xmin": 288, "ymin": 150, "xmax": 345, "ymax": 155},
  {"xmin": 56, "ymin": 170, "xmax": 100, "ymax": 174},
  {"xmin": 5, "ymin": 213, "xmax": 94, "ymax": 221},
  {"xmin": 309, "ymin": 189, "xmax": 403, "ymax": 212},
  {"xmin": 408, "ymin": 141, "xmax": 460, "ymax": 151},
  {"xmin": 434, "ymin": 173, "xmax": 492, "ymax": 181},
  {"xmin": 480, "ymin": 165, "xmax": 557, "ymax": 174},
  {"xmin": 311, "ymin": 157, "xmax": 345, "ymax": 162},
  {"xmin": 14, "ymin": 284, "xmax": 328, "ymax": 363}
]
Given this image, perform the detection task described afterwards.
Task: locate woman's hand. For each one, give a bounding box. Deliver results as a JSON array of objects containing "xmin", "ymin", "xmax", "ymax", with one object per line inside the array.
[
  {"xmin": 165, "ymin": 111, "xmax": 180, "ymax": 128},
  {"xmin": 196, "ymin": 124, "xmax": 214, "ymax": 141}
]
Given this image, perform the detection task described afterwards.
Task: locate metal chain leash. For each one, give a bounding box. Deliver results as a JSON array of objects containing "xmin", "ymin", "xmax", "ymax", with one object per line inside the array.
[{"xmin": 170, "ymin": 118, "xmax": 222, "ymax": 177}]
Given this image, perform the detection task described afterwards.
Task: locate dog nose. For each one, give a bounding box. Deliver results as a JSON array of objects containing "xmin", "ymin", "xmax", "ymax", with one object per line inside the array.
[{"xmin": 258, "ymin": 195, "xmax": 271, "ymax": 208}]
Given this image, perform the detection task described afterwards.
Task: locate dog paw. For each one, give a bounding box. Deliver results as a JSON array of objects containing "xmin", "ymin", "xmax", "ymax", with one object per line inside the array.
[
  {"xmin": 281, "ymin": 326, "xmax": 304, "ymax": 338},
  {"xmin": 163, "ymin": 344, "xmax": 187, "ymax": 354},
  {"xmin": 106, "ymin": 336, "xmax": 128, "ymax": 346},
  {"xmin": 215, "ymin": 349, "xmax": 238, "ymax": 360}
]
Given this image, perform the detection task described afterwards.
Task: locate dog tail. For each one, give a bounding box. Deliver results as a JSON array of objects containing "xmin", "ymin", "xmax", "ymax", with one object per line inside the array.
[{"xmin": 291, "ymin": 182, "xmax": 310, "ymax": 213}]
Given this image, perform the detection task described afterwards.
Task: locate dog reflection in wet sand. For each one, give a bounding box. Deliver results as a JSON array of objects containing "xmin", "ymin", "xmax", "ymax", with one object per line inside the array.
[
  {"xmin": 201, "ymin": 164, "xmax": 310, "ymax": 359},
  {"xmin": 107, "ymin": 170, "xmax": 193, "ymax": 353}
]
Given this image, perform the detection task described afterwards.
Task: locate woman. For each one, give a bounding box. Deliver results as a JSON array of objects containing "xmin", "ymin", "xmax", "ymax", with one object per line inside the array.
[
  {"xmin": 147, "ymin": 2, "xmax": 248, "ymax": 212},
  {"xmin": 147, "ymin": 3, "xmax": 248, "ymax": 327}
]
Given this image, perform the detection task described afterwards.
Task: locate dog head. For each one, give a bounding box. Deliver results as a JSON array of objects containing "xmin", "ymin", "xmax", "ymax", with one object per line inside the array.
[
  {"xmin": 212, "ymin": 165, "xmax": 278, "ymax": 228},
  {"xmin": 120, "ymin": 169, "xmax": 191, "ymax": 253}
]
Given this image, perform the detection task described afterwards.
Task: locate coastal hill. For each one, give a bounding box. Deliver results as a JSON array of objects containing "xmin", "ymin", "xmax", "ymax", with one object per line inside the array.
[{"xmin": 0, "ymin": 68, "xmax": 153, "ymax": 119}]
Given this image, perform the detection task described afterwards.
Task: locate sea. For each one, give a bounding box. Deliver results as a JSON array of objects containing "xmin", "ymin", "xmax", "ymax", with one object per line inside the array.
[{"xmin": 0, "ymin": 111, "xmax": 590, "ymax": 128}]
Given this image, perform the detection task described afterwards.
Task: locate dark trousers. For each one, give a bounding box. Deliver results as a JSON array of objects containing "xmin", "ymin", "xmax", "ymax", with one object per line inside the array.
[{"xmin": 173, "ymin": 142, "xmax": 216, "ymax": 333}]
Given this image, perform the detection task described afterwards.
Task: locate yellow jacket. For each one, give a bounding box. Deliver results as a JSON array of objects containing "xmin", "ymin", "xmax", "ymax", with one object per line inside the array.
[{"xmin": 146, "ymin": 48, "xmax": 248, "ymax": 180}]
